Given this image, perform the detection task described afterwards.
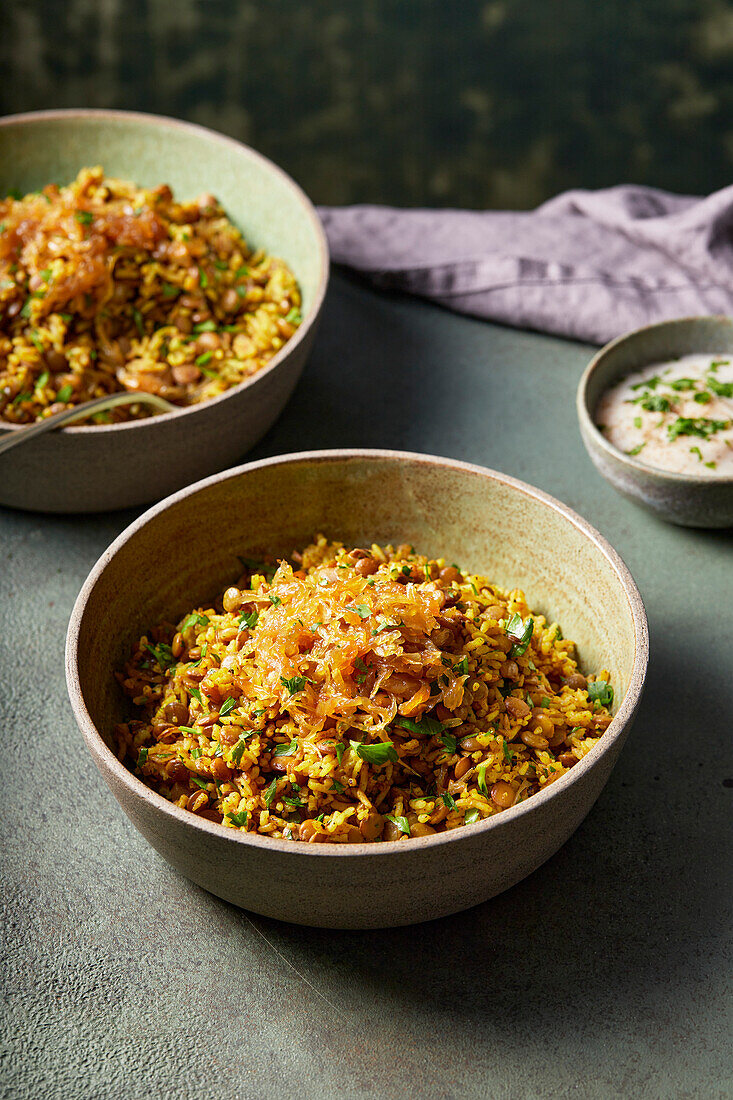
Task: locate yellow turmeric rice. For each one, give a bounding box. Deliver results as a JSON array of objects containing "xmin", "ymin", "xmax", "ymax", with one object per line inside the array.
[
  {"xmin": 115, "ymin": 537, "xmax": 615, "ymax": 843},
  {"xmin": 0, "ymin": 167, "xmax": 301, "ymax": 423}
]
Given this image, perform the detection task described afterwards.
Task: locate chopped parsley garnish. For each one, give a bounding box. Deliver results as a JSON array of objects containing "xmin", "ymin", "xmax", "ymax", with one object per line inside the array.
[
  {"xmin": 230, "ymin": 734, "xmax": 253, "ymax": 765},
  {"xmin": 690, "ymin": 446, "xmax": 704, "ymax": 462},
  {"xmin": 541, "ymin": 696, "xmax": 551, "ymax": 708},
  {"xmin": 268, "ymin": 593, "xmax": 282, "ymax": 606},
  {"xmin": 708, "ymin": 377, "xmax": 733, "ymax": 398},
  {"xmin": 196, "ymin": 351, "xmax": 213, "ymax": 367},
  {"xmin": 280, "ymin": 675, "xmax": 307, "ymax": 695},
  {"xmin": 132, "ymin": 308, "xmax": 144, "ymax": 337},
  {"xmin": 350, "ymin": 740, "xmax": 398, "ymax": 765},
  {"xmin": 464, "ymin": 808, "xmax": 480, "ymax": 825},
  {"xmin": 631, "ymin": 392, "xmax": 671, "ymax": 413},
  {"xmin": 283, "ymin": 796, "xmax": 304, "ymax": 808},
  {"xmin": 477, "ymin": 763, "xmax": 489, "ymax": 798},
  {"xmin": 199, "ymin": 267, "xmax": 208, "ymax": 288},
  {"xmin": 587, "ymin": 680, "xmax": 614, "ymax": 708},
  {"xmin": 273, "ymin": 739, "xmax": 298, "ymax": 757},
  {"xmin": 454, "ymin": 656, "xmax": 469, "ymax": 676},
  {"xmin": 137, "ymin": 747, "xmax": 148, "ymax": 767},
  {"xmin": 346, "ymin": 604, "xmax": 370, "ymax": 619},
  {"xmin": 440, "ymin": 731, "xmax": 457, "ymax": 754},
  {"xmin": 235, "ymin": 265, "xmax": 250, "ymax": 279},
  {"xmin": 505, "ymin": 613, "xmax": 534, "ymax": 658},
  {"xmin": 667, "ymin": 417, "xmax": 729, "ymax": 442},
  {"xmin": 353, "ymin": 656, "xmax": 369, "ymax": 684},
  {"xmin": 335, "ymin": 742, "xmax": 345, "ymax": 765},
  {"xmin": 633, "ymin": 416, "xmax": 642, "ymax": 429},
  {"xmin": 56, "ymin": 384, "xmax": 74, "ymax": 403},
  {"xmin": 502, "ymin": 740, "xmax": 513, "ymax": 765},
  {"xmin": 214, "ymin": 259, "xmax": 229, "ymax": 271},
  {"xmin": 190, "ymin": 747, "xmax": 202, "ymax": 760},
  {"xmin": 395, "ymin": 715, "xmax": 444, "ymax": 738},
  {"xmin": 694, "ymin": 391, "xmax": 712, "ymax": 404},
  {"xmin": 191, "ymin": 776, "xmax": 209, "ymax": 791},
  {"xmin": 263, "ymin": 779, "xmax": 278, "ymax": 807},
  {"xmin": 626, "ymin": 443, "xmax": 646, "ymax": 456},
  {"xmin": 74, "ymin": 210, "xmax": 93, "ymax": 225},
  {"xmin": 227, "ymin": 810, "xmax": 249, "ymax": 826},
  {"xmin": 442, "ymin": 793, "xmax": 457, "ymax": 810},
  {"xmin": 162, "ymin": 283, "xmax": 179, "ymax": 297},
  {"xmin": 631, "ymin": 375, "xmax": 661, "ymax": 390},
  {"xmin": 193, "ymin": 320, "xmax": 217, "ymax": 333},
  {"xmin": 181, "ymin": 612, "xmax": 209, "ymax": 632},
  {"xmin": 35, "ymin": 371, "xmax": 49, "ymax": 390},
  {"xmin": 331, "ymin": 779, "xmax": 345, "ymax": 793},
  {"xmin": 385, "ymin": 813, "xmax": 410, "ymax": 836},
  {"xmin": 219, "ymin": 696, "xmax": 237, "ymax": 717},
  {"xmin": 669, "ymin": 378, "xmax": 696, "ymax": 391},
  {"xmin": 145, "ymin": 642, "xmax": 175, "ymax": 669},
  {"xmin": 285, "ymin": 307, "xmax": 302, "ymax": 323},
  {"xmin": 12, "ymin": 392, "xmax": 31, "ymax": 404},
  {"xmin": 238, "ymin": 609, "xmax": 259, "ymax": 631}
]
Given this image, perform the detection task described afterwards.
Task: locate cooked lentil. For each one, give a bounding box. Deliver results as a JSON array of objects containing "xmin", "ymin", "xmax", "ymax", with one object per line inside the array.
[
  {"xmin": 0, "ymin": 167, "xmax": 301, "ymax": 424},
  {"xmin": 115, "ymin": 537, "xmax": 615, "ymax": 842}
]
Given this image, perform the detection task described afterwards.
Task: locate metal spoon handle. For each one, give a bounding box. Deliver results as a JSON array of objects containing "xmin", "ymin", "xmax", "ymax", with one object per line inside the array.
[{"xmin": 0, "ymin": 392, "xmax": 176, "ymax": 457}]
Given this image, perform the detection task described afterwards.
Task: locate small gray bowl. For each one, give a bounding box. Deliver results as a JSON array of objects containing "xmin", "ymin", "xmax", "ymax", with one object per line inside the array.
[
  {"xmin": 66, "ymin": 449, "xmax": 648, "ymax": 928},
  {"xmin": 577, "ymin": 316, "xmax": 733, "ymax": 528},
  {"xmin": 0, "ymin": 109, "xmax": 329, "ymax": 513}
]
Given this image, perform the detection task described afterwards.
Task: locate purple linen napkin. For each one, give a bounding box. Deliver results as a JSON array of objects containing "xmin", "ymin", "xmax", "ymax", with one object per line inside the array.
[{"xmin": 318, "ymin": 184, "xmax": 733, "ymax": 344}]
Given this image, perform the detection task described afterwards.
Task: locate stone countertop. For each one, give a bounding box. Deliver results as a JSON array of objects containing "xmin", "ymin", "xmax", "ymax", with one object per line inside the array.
[{"xmin": 2, "ymin": 272, "xmax": 731, "ymax": 1099}]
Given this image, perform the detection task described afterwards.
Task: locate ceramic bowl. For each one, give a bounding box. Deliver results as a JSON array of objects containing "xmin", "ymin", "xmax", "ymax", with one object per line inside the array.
[
  {"xmin": 66, "ymin": 449, "xmax": 648, "ymax": 928},
  {"xmin": 577, "ymin": 316, "xmax": 733, "ymax": 528},
  {"xmin": 0, "ymin": 109, "xmax": 328, "ymax": 513}
]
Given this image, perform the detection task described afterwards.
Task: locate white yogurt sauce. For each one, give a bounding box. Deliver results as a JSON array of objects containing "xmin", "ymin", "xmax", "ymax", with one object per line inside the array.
[{"xmin": 596, "ymin": 353, "xmax": 733, "ymax": 476}]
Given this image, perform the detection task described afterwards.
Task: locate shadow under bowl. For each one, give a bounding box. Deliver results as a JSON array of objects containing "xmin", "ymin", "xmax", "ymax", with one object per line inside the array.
[
  {"xmin": 0, "ymin": 109, "xmax": 329, "ymax": 513},
  {"xmin": 577, "ymin": 316, "xmax": 733, "ymax": 528},
  {"xmin": 66, "ymin": 449, "xmax": 648, "ymax": 928}
]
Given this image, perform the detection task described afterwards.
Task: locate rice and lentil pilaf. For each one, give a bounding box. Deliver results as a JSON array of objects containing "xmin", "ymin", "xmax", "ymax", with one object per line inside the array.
[
  {"xmin": 115, "ymin": 538, "xmax": 615, "ymax": 843},
  {"xmin": 0, "ymin": 167, "xmax": 301, "ymax": 424}
]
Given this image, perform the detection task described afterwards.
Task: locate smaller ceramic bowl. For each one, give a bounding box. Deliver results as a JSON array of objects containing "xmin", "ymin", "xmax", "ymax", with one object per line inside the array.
[
  {"xmin": 577, "ymin": 316, "xmax": 733, "ymax": 528},
  {"xmin": 0, "ymin": 110, "xmax": 328, "ymax": 513}
]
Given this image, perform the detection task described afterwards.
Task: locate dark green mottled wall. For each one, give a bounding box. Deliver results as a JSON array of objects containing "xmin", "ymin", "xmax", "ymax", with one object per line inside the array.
[{"xmin": 1, "ymin": 0, "xmax": 731, "ymax": 207}]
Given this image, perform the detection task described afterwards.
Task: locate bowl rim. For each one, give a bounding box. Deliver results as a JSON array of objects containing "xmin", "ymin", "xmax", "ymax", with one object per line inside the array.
[
  {"xmin": 66, "ymin": 447, "xmax": 649, "ymax": 858},
  {"xmin": 0, "ymin": 107, "xmax": 329, "ymax": 437},
  {"xmin": 577, "ymin": 314, "xmax": 733, "ymax": 486}
]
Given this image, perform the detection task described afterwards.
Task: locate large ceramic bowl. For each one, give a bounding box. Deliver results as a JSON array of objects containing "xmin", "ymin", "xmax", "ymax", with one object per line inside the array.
[
  {"xmin": 578, "ymin": 316, "xmax": 733, "ymax": 528},
  {"xmin": 66, "ymin": 450, "xmax": 648, "ymax": 928},
  {"xmin": 0, "ymin": 110, "xmax": 328, "ymax": 513}
]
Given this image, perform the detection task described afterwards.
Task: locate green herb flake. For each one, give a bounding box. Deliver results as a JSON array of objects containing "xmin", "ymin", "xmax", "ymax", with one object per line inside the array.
[
  {"xmin": 230, "ymin": 733, "xmax": 254, "ymax": 766},
  {"xmin": 285, "ymin": 307, "xmax": 302, "ymax": 324},
  {"xmin": 74, "ymin": 210, "xmax": 93, "ymax": 225},
  {"xmin": 690, "ymin": 446, "xmax": 704, "ymax": 462},
  {"xmin": 195, "ymin": 350, "xmax": 213, "ymax": 367},
  {"xmin": 506, "ymin": 614, "xmax": 534, "ymax": 659},
  {"xmin": 440, "ymin": 731, "xmax": 457, "ymax": 754},
  {"xmin": 239, "ymin": 609, "xmax": 259, "ymax": 631},
  {"xmin": 161, "ymin": 283, "xmax": 179, "ymax": 298},
  {"xmin": 464, "ymin": 808, "xmax": 480, "ymax": 825},
  {"xmin": 335, "ymin": 742, "xmax": 345, "ymax": 765},
  {"xmin": 454, "ymin": 656, "xmax": 469, "ymax": 676},
  {"xmin": 667, "ymin": 417, "xmax": 730, "ymax": 442},
  {"xmin": 633, "ymin": 416, "xmax": 642, "ymax": 429},
  {"xmin": 283, "ymin": 795, "xmax": 304, "ymax": 809},
  {"xmin": 193, "ymin": 320, "xmax": 217, "ymax": 333},
  {"xmin": 190, "ymin": 747, "xmax": 202, "ymax": 760},
  {"xmin": 189, "ymin": 687, "xmax": 202, "ymax": 704},
  {"xmin": 144, "ymin": 642, "xmax": 175, "ymax": 669},
  {"xmin": 442, "ymin": 793, "xmax": 457, "ymax": 810},
  {"xmin": 631, "ymin": 375, "xmax": 661, "ymax": 390},
  {"xmin": 694, "ymin": 391, "xmax": 712, "ymax": 404},
  {"xmin": 708, "ymin": 377, "xmax": 733, "ymax": 398},
  {"xmin": 132, "ymin": 308, "xmax": 144, "ymax": 337},
  {"xmin": 395, "ymin": 715, "xmax": 444, "ymax": 738},
  {"xmin": 268, "ymin": 593, "xmax": 282, "ymax": 607},
  {"xmin": 273, "ymin": 739, "xmax": 298, "ymax": 757},
  {"xmin": 263, "ymin": 779, "xmax": 278, "ymax": 807},
  {"xmin": 191, "ymin": 776, "xmax": 209, "ymax": 791},
  {"xmin": 346, "ymin": 604, "xmax": 370, "ymax": 619},
  {"xmin": 477, "ymin": 763, "xmax": 490, "ymax": 798},
  {"xmin": 350, "ymin": 740, "xmax": 398, "ymax": 765},
  {"xmin": 502, "ymin": 740, "xmax": 513, "ymax": 765},
  {"xmin": 385, "ymin": 813, "xmax": 410, "ymax": 836},
  {"xmin": 587, "ymin": 680, "xmax": 614, "ymax": 708},
  {"xmin": 235, "ymin": 265, "xmax": 250, "ymax": 279},
  {"xmin": 199, "ymin": 267, "xmax": 208, "ymax": 288},
  {"xmin": 219, "ymin": 696, "xmax": 237, "ymax": 718},
  {"xmin": 227, "ymin": 810, "xmax": 249, "ymax": 826},
  {"xmin": 12, "ymin": 391, "xmax": 31, "ymax": 404},
  {"xmin": 35, "ymin": 370, "xmax": 49, "ymax": 390},
  {"xmin": 669, "ymin": 378, "xmax": 697, "ymax": 391},
  {"xmin": 181, "ymin": 612, "xmax": 209, "ymax": 632},
  {"xmin": 626, "ymin": 443, "xmax": 646, "ymax": 456},
  {"xmin": 280, "ymin": 675, "xmax": 307, "ymax": 695},
  {"xmin": 137, "ymin": 747, "xmax": 148, "ymax": 767},
  {"xmin": 331, "ymin": 779, "xmax": 345, "ymax": 793}
]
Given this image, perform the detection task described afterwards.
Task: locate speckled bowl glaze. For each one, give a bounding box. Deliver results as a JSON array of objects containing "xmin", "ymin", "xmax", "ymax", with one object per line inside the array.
[
  {"xmin": 0, "ymin": 110, "xmax": 328, "ymax": 513},
  {"xmin": 578, "ymin": 316, "xmax": 733, "ymax": 528},
  {"xmin": 66, "ymin": 450, "xmax": 648, "ymax": 928}
]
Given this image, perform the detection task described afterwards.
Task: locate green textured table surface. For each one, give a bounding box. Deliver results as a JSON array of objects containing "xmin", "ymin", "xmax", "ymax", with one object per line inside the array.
[{"xmin": 2, "ymin": 273, "xmax": 731, "ymax": 1099}]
